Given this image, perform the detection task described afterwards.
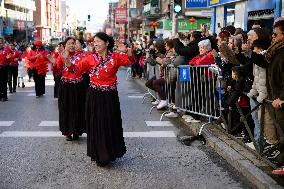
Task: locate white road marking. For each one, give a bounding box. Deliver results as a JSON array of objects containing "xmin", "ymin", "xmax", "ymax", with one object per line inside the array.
[
  {"xmin": 0, "ymin": 121, "xmax": 14, "ymax": 127},
  {"xmin": 0, "ymin": 131, "xmax": 176, "ymax": 138},
  {"xmin": 145, "ymin": 121, "xmax": 174, "ymax": 127},
  {"xmin": 38, "ymin": 121, "xmax": 59, "ymax": 127},
  {"xmin": 16, "ymin": 90, "xmax": 35, "ymax": 93},
  {"xmin": 128, "ymin": 96, "xmax": 144, "ymax": 99},
  {"xmin": 27, "ymin": 93, "xmax": 36, "ymax": 96}
]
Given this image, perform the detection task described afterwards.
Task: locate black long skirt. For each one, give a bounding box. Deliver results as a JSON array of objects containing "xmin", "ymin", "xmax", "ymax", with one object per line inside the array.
[
  {"xmin": 86, "ymin": 88, "xmax": 126, "ymax": 163},
  {"xmin": 58, "ymin": 81, "xmax": 86, "ymax": 135},
  {"xmin": 32, "ymin": 69, "xmax": 45, "ymax": 96}
]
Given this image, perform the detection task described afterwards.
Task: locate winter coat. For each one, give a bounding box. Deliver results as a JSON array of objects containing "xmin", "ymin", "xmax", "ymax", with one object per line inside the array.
[
  {"xmin": 247, "ymin": 51, "xmax": 268, "ymax": 103},
  {"xmin": 173, "ymin": 38, "xmax": 200, "ymax": 63},
  {"xmin": 189, "ymin": 50, "xmax": 215, "ymax": 79},
  {"xmin": 266, "ymin": 40, "xmax": 284, "ymax": 101}
]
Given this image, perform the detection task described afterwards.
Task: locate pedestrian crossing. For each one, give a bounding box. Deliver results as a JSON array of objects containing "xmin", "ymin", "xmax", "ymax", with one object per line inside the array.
[
  {"xmin": 0, "ymin": 120, "xmax": 176, "ymax": 138},
  {"xmin": 0, "ymin": 121, "xmax": 14, "ymax": 127},
  {"xmin": 0, "ymin": 131, "xmax": 176, "ymax": 138},
  {"xmin": 0, "ymin": 121, "xmax": 173, "ymax": 127}
]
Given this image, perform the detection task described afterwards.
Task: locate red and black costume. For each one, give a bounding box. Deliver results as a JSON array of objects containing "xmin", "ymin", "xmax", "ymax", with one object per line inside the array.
[
  {"xmin": 22, "ymin": 50, "xmax": 33, "ymax": 81},
  {"xmin": 68, "ymin": 50, "xmax": 133, "ymax": 164},
  {"xmin": 7, "ymin": 47, "xmax": 21, "ymax": 93},
  {"xmin": 0, "ymin": 46, "xmax": 8, "ymax": 101},
  {"xmin": 54, "ymin": 50, "xmax": 86, "ymax": 137},
  {"xmin": 51, "ymin": 50, "xmax": 61, "ymax": 98},
  {"xmin": 28, "ymin": 43, "xmax": 48, "ymax": 97}
]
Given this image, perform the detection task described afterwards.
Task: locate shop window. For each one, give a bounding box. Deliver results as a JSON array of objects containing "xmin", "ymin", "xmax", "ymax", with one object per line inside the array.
[{"xmin": 225, "ymin": 4, "xmax": 235, "ymax": 26}]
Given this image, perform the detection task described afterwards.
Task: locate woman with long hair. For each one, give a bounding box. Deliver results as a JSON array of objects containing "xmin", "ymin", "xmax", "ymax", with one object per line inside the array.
[
  {"xmin": 61, "ymin": 32, "xmax": 133, "ymax": 166},
  {"xmin": 54, "ymin": 37, "xmax": 86, "ymax": 141}
]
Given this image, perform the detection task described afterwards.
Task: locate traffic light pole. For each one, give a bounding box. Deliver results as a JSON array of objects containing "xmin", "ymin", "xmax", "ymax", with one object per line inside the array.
[{"xmin": 171, "ymin": 0, "xmax": 178, "ymax": 36}]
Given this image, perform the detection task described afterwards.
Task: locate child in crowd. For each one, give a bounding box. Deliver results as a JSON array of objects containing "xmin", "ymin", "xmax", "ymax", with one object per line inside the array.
[
  {"xmin": 225, "ymin": 66, "xmax": 255, "ymax": 142},
  {"xmin": 17, "ymin": 57, "xmax": 25, "ymax": 88}
]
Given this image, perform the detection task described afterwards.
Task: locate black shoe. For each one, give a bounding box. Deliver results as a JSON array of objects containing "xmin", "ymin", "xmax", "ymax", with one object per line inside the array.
[
  {"xmin": 72, "ymin": 134, "xmax": 79, "ymax": 140},
  {"xmin": 9, "ymin": 90, "xmax": 13, "ymax": 93},
  {"xmin": 96, "ymin": 161, "xmax": 109, "ymax": 167},
  {"xmin": 13, "ymin": 89, "xmax": 16, "ymax": 93},
  {"xmin": 266, "ymin": 148, "xmax": 281, "ymax": 161},
  {"xmin": 17, "ymin": 83, "xmax": 20, "ymax": 87},
  {"xmin": 65, "ymin": 135, "xmax": 72, "ymax": 141},
  {"xmin": 22, "ymin": 84, "xmax": 25, "ymax": 88}
]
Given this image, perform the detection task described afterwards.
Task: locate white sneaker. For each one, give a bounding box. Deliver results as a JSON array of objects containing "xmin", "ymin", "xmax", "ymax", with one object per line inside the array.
[
  {"xmin": 157, "ymin": 100, "xmax": 167, "ymax": 109},
  {"xmin": 165, "ymin": 112, "xmax": 178, "ymax": 118},
  {"xmin": 151, "ymin": 100, "xmax": 159, "ymax": 105}
]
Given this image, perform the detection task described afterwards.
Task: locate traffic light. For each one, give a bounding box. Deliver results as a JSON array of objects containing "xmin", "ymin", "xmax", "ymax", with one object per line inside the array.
[
  {"xmin": 174, "ymin": 0, "xmax": 182, "ymax": 14},
  {"xmin": 87, "ymin": 15, "xmax": 90, "ymax": 21}
]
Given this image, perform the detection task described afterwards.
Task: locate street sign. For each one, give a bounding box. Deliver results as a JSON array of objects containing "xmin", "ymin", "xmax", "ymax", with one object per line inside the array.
[
  {"xmin": 186, "ymin": 0, "xmax": 208, "ymax": 9},
  {"xmin": 208, "ymin": 0, "xmax": 242, "ymax": 7},
  {"xmin": 179, "ymin": 67, "xmax": 190, "ymax": 82}
]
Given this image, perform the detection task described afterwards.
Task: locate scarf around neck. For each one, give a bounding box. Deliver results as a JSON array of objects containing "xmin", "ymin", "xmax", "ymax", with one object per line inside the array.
[{"xmin": 266, "ymin": 39, "xmax": 284, "ymax": 63}]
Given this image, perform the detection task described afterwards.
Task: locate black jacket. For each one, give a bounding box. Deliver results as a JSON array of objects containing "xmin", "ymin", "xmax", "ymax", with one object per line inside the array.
[{"xmin": 173, "ymin": 38, "xmax": 200, "ymax": 63}]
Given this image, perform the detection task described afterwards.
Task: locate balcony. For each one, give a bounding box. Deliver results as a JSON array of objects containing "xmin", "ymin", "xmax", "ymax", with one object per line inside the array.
[{"xmin": 5, "ymin": 0, "xmax": 36, "ymax": 11}]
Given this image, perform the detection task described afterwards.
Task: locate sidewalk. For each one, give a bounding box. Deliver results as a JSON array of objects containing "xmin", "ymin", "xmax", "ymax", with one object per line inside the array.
[{"xmin": 129, "ymin": 75, "xmax": 284, "ymax": 189}]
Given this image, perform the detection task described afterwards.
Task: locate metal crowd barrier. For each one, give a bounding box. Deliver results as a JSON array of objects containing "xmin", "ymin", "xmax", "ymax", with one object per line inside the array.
[
  {"xmin": 224, "ymin": 97, "xmax": 284, "ymax": 167},
  {"xmin": 158, "ymin": 64, "xmax": 178, "ymax": 120},
  {"xmin": 142, "ymin": 63, "xmax": 160, "ymax": 104},
  {"xmin": 176, "ymin": 65, "xmax": 222, "ymax": 120}
]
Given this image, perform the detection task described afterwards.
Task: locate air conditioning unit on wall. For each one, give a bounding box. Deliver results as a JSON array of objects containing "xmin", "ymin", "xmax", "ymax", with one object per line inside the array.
[{"xmin": 150, "ymin": 7, "xmax": 160, "ymax": 15}]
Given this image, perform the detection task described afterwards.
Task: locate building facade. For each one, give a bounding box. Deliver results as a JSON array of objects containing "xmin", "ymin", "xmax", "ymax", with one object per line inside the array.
[
  {"xmin": 0, "ymin": 0, "xmax": 36, "ymax": 42},
  {"xmin": 33, "ymin": 0, "xmax": 62, "ymax": 43},
  {"xmin": 210, "ymin": 0, "xmax": 282, "ymax": 33}
]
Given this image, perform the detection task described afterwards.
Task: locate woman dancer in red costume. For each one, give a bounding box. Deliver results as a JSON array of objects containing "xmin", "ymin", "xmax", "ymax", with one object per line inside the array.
[{"xmin": 62, "ymin": 32, "xmax": 133, "ymax": 166}]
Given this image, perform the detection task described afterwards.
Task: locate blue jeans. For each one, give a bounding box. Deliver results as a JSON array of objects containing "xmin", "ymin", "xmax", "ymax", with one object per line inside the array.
[{"xmin": 250, "ymin": 98, "xmax": 260, "ymax": 144}]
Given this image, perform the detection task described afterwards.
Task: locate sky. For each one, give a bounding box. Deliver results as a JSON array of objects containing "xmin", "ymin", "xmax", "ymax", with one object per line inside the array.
[{"xmin": 67, "ymin": 0, "xmax": 114, "ymax": 32}]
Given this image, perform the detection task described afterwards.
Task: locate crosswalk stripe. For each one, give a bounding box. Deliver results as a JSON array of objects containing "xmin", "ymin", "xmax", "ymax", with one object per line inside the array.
[
  {"xmin": 0, "ymin": 131, "xmax": 176, "ymax": 138},
  {"xmin": 145, "ymin": 121, "xmax": 174, "ymax": 127},
  {"xmin": 0, "ymin": 121, "xmax": 14, "ymax": 127},
  {"xmin": 128, "ymin": 96, "xmax": 144, "ymax": 99},
  {"xmin": 27, "ymin": 93, "xmax": 36, "ymax": 96},
  {"xmin": 38, "ymin": 121, "xmax": 59, "ymax": 126}
]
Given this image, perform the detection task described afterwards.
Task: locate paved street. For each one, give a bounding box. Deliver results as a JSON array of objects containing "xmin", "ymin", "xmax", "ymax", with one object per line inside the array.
[{"xmin": 0, "ymin": 70, "xmax": 256, "ymax": 189}]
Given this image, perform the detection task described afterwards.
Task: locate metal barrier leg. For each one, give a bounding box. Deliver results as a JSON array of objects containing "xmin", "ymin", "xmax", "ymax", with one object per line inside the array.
[
  {"xmin": 160, "ymin": 110, "xmax": 170, "ymax": 121},
  {"xmin": 236, "ymin": 104, "xmax": 258, "ymax": 150},
  {"xmin": 149, "ymin": 105, "xmax": 156, "ymax": 114},
  {"xmin": 142, "ymin": 91, "xmax": 150, "ymax": 104},
  {"xmin": 126, "ymin": 67, "xmax": 132, "ymax": 81}
]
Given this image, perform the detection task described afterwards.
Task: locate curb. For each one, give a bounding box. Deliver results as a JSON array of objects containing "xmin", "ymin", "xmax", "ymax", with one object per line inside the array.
[{"xmin": 128, "ymin": 75, "xmax": 284, "ymax": 189}]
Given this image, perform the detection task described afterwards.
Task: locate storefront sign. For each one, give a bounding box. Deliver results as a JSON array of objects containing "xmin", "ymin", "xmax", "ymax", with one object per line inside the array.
[
  {"xmin": 115, "ymin": 8, "xmax": 128, "ymax": 23},
  {"xmin": 163, "ymin": 18, "xmax": 210, "ymax": 31},
  {"xmin": 247, "ymin": 0, "xmax": 275, "ymax": 12},
  {"xmin": 208, "ymin": 0, "xmax": 242, "ymax": 7},
  {"xmin": 186, "ymin": 0, "xmax": 208, "ymax": 8}
]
